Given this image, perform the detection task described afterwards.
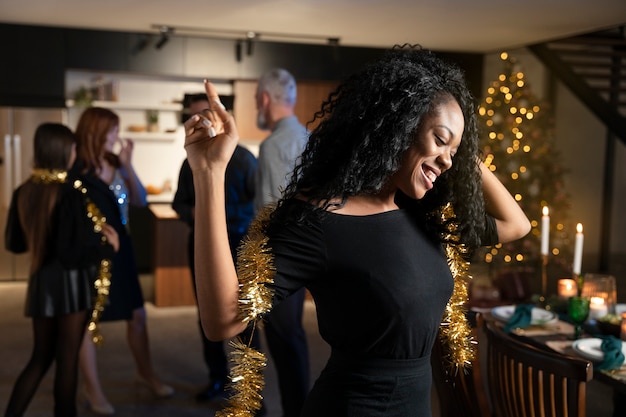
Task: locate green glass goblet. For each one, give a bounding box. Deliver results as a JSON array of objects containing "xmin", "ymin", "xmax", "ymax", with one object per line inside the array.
[{"xmin": 567, "ymin": 296, "xmax": 590, "ymax": 340}]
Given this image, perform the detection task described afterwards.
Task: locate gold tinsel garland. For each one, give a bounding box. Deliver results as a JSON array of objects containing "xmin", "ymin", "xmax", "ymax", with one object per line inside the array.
[
  {"xmin": 73, "ymin": 179, "xmax": 112, "ymax": 347},
  {"xmin": 31, "ymin": 169, "xmax": 68, "ymax": 184},
  {"xmin": 31, "ymin": 171, "xmax": 112, "ymax": 345},
  {"xmin": 219, "ymin": 203, "xmax": 474, "ymax": 415},
  {"xmin": 436, "ymin": 203, "xmax": 475, "ymax": 370},
  {"xmin": 216, "ymin": 205, "xmax": 276, "ymax": 417}
]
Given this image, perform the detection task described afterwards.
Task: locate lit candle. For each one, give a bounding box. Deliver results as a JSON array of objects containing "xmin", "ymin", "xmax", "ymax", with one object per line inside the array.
[
  {"xmin": 541, "ymin": 206, "xmax": 550, "ymax": 256},
  {"xmin": 573, "ymin": 223, "xmax": 584, "ymax": 275},
  {"xmin": 589, "ymin": 296, "xmax": 608, "ymax": 320},
  {"xmin": 557, "ymin": 278, "xmax": 578, "ymax": 298}
]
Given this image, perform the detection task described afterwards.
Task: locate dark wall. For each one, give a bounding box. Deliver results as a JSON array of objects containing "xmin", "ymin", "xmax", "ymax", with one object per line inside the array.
[{"xmin": 0, "ymin": 23, "xmax": 484, "ymax": 107}]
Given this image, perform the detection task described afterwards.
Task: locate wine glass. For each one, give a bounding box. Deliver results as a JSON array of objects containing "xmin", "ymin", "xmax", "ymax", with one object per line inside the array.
[{"xmin": 568, "ymin": 296, "xmax": 590, "ymax": 340}]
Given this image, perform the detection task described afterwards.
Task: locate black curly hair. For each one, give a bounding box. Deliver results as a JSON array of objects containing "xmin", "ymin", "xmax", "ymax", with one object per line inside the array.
[{"xmin": 277, "ymin": 44, "xmax": 486, "ymax": 248}]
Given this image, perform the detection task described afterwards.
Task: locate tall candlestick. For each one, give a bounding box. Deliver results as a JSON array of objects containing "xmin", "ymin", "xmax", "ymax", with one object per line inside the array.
[
  {"xmin": 573, "ymin": 223, "xmax": 584, "ymax": 275},
  {"xmin": 541, "ymin": 206, "xmax": 550, "ymax": 256}
]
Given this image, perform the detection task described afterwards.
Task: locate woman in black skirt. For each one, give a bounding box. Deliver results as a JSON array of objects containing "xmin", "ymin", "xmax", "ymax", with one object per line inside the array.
[{"xmin": 4, "ymin": 123, "xmax": 118, "ymax": 417}]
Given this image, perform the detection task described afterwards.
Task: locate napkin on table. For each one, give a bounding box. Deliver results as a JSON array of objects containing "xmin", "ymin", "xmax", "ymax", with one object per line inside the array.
[
  {"xmin": 504, "ymin": 304, "xmax": 534, "ymax": 333},
  {"xmin": 596, "ymin": 335, "xmax": 625, "ymax": 371}
]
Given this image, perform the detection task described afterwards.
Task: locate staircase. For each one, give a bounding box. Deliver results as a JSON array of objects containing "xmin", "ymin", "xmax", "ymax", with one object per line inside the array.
[
  {"xmin": 528, "ymin": 25, "xmax": 626, "ymax": 144},
  {"xmin": 528, "ymin": 25, "xmax": 626, "ymax": 271}
]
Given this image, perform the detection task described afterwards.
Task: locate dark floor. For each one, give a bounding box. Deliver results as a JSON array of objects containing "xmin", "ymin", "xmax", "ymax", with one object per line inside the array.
[
  {"xmin": 0, "ymin": 279, "xmax": 331, "ymax": 417},
  {"xmin": 0, "ymin": 278, "xmax": 617, "ymax": 417}
]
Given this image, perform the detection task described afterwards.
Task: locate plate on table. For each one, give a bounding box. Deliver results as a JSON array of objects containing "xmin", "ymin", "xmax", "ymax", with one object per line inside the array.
[
  {"xmin": 572, "ymin": 338, "xmax": 626, "ymax": 362},
  {"xmin": 491, "ymin": 305, "xmax": 558, "ymax": 325}
]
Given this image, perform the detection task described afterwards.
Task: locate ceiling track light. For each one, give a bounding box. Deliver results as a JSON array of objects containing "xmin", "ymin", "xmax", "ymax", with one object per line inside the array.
[
  {"xmin": 155, "ymin": 25, "xmax": 174, "ymax": 49},
  {"xmin": 150, "ymin": 24, "xmax": 339, "ymax": 46}
]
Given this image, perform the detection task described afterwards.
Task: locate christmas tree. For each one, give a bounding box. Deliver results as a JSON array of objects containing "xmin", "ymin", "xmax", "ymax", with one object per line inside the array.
[{"xmin": 477, "ymin": 52, "xmax": 574, "ymax": 277}]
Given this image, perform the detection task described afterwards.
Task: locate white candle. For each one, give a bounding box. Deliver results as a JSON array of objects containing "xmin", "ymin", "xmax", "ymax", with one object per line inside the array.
[
  {"xmin": 573, "ymin": 223, "xmax": 584, "ymax": 275},
  {"xmin": 541, "ymin": 206, "xmax": 550, "ymax": 256},
  {"xmin": 557, "ymin": 278, "xmax": 578, "ymax": 298},
  {"xmin": 589, "ymin": 296, "xmax": 608, "ymax": 320}
]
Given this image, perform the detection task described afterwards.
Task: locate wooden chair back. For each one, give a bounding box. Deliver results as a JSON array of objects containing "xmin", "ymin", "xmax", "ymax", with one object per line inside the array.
[{"xmin": 482, "ymin": 319, "xmax": 593, "ymax": 417}]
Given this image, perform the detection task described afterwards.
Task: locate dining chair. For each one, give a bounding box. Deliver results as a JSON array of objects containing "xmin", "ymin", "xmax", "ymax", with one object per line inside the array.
[
  {"xmin": 482, "ymin": 319, "xmax": 593, "ymax": 417},
  {"xmin": 431, "ymin": 313, "xmax": 490, "ymax": 417}
]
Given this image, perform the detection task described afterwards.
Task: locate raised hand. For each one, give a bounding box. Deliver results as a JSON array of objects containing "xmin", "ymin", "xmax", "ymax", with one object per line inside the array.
[{"xmin": 184, "ymin": 80, "xmax": 239, "ymax": 173}]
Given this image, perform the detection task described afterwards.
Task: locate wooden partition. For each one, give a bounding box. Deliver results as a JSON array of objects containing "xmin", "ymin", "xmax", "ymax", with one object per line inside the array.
[
  {"xmin": 233, "ymin": 80, "xmax": 339, "ymax": 141},
  {"xmin": 149, "ymin": 204, "xmax": 196, "ymax": 307}
]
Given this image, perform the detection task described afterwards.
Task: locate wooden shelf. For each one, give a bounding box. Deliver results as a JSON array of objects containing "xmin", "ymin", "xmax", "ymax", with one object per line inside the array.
[
  {"xmin": 122, "ymin": 131, "xmax": 179, "ymax": 141},
  {"xmin": 65, "ymin": 99, "xmax": 182, "ymax": 111}
]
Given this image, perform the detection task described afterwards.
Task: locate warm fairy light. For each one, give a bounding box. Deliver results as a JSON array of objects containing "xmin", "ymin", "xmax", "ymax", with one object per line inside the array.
[
  {"xmin": 500, "ymin": 52, "xmax": 508, "ymax": 60},
  {"xmin": 523, "ymin": 145, "xmax": 531, "ymax": 152},
  {"xmin": 514, "ymin": 194, "xmax": 522, "ymax": 201}
]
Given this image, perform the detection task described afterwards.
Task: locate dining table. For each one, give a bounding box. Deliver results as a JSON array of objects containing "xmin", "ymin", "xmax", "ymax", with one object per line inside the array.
[{"xmin": 483, "ymin": 304, "xmax": 626, "ymax": 417}]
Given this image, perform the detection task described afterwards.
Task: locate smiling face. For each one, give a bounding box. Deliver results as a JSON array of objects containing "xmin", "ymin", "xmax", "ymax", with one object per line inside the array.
[{"xmin": 391, "ymin": 97, "xmax": 464, "ymax": 200}]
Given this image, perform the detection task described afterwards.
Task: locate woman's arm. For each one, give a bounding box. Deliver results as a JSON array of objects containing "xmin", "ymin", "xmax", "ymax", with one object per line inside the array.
[
  {"xmin": 118, "ymin": 139, "xmax": 148, "ymax": 207},
  {"xmin": 185, "ymin": 80, "xmax": 247, "ymax": 341},
  {"xmin": 479, "ymin": 161, "xmax": 531, "ymax": 243}
]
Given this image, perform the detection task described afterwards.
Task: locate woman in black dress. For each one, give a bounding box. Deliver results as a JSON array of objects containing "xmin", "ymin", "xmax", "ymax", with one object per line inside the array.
[
  {"xmin": 4, "ymin": 123, "xmax": 118, "ymax": 417},
  {"xmin": 185, "ymin": 46, "xmax": 531, "ymax": 416},
  {"xmin": 72, "ymin": 108, "xmax": 173, "ymax": 415}
]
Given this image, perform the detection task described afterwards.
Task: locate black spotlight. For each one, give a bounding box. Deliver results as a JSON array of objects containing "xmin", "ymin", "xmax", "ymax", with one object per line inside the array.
[{"xmin": 155, "ymin": 26, "xmax": 173, "ymax": 50}]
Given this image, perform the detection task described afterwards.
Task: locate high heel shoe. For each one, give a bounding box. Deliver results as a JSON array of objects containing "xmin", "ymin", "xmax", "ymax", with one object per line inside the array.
[
  {"xmin": 87, "ymin": 401, "xmax": 115, "ymax": 416},
  {"xmin": 83, "ymin": 391, "xmax": 115, "ymax": 415},
  {"xmin": 135, "ymin": 374, "xmax": 174, "ymax": 398}
]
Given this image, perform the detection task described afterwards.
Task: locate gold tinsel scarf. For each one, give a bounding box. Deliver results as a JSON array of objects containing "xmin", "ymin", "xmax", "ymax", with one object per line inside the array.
[
  {"xmin": 218, "ymin": 203, "xmax": 474, "ymax": 416},
  {"xmin": 31, "ymin": 170, "xmax": 112, "ymax": 346},
  {"xmin": 436, "ymin": 203, "xmax": 475, "ymax": 371},
  {"xmin": 216, "ymin": 205, "xmax": 276, "ymax": 417},
  {"xmin": 72, "ymin": 179, "xmax": 112, "ymax": 347}
]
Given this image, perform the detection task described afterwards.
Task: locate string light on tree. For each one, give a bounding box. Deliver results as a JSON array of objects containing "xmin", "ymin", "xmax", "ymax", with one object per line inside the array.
[{"xmin": 477, "ymin": 52, "xmax": 573, "ymax": 273}]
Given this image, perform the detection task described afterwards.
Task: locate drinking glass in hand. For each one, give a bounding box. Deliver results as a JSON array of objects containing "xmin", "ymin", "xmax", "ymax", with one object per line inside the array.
[{"xmin": 568, "ymin": 296, "xmax": 590, "ymax": 340}]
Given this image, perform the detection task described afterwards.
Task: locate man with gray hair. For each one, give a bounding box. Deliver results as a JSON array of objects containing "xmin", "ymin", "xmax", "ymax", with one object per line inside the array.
[{"xmin": 254, "ymin": 68, "xmax": 310, "ymax": 417}]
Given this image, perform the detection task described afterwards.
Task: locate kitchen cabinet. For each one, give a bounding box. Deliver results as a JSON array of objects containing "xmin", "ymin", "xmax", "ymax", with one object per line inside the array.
[
  {"xmin": 0, "ymin": 24, "xmax": 65, "ymax": 107},
  {"xmin": 148, "ymin": 204, "xmax": 195, "ymax": 307}
]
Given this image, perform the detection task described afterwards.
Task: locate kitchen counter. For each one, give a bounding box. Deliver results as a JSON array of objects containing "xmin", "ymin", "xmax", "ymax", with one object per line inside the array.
[{"xmin": 149, "ymin": 204, "xmax": 196, "ymax": 307}]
